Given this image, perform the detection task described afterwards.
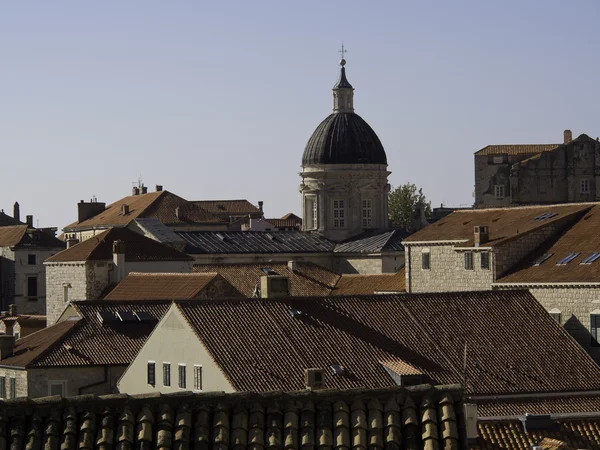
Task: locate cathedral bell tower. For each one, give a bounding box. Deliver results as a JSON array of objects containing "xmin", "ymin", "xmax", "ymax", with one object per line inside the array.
[{"xmin": 300, "ymin": 54, "xmax": 391, "ymax": 242}]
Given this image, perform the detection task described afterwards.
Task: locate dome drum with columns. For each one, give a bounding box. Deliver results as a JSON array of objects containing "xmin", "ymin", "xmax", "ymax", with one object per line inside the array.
[{"xmin": 300, "ymin": 57, "xmax": 391, "ymax": 242}]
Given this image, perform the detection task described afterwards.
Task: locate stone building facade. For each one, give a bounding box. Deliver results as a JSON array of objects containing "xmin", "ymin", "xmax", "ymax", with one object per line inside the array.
[{"xmin": 475, "ymin": 130, "xmax": 600, "ymax": 207}]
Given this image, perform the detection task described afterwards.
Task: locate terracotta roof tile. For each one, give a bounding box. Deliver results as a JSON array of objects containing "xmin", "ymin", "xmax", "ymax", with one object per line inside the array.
[
  {"xmin": 0, "ymin": 226, "xmax": 28, "ymax": 247},
  {"xmin": 476, "ymin": 393, "xmax": 600, "ymax": 417},
  {"xmin": 47, "ymin": 227, "xmax": 193, "ymax": 263},
  {"xmin": 193, "ymin": 262, "xmax": 340, "ymax": 297},
  {"xmin": 475, "ymin": 144, "xmax": 560, "ymax": 156},
  {"xmin": 64, "ymin": 191, "xmax": 226, "ymax": 232},
  {"xmin": 103, "ymin": 272, "xmax": 223, "ymax": 300},
  {"xmin": 264, "ymin": 218, "xmax": 302, "ymax": 229},
  {"xmin": 498, "ymin": 204, "xmax": 600, "ymax": 284},
  {"xmin": 404, "ymin": 204, "xmax": 591, "ymax": 246},
  {"xmin": 0, "ymin": 384, "xmax": 463, "ymax": 450},
  {"xmin": 332, "ymin": 268, "xmax": 405, "ymax": 295},
  {"xmin": 175, "ymin": 290, "xmax": 600, "ymax": 395},
  {"xmin": 191, "ymin": 199, "xmax": 261, "ymax": 216}
]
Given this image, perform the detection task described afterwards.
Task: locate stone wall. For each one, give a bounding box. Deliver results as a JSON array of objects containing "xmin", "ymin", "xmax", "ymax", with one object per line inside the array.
[
  {"xmin": 0, "ymin": 247, "xmax": 16, "ymax": 312},
  {"xmin": 45, "ymin": 262, "xmax": 88, "ymax": 326},
  {"xmin": 27, "ymin": 366, "xmax": 126, "ymax": 398},
  {"xmin": 0, "ymin": 367, "xmax": 28, "ymax": 398},
  {"xmin": 13, "ymin": 248, "xmax": 61, "ymax": 315},
  {"xmin": 406, "ymin": 244, "xmax": 494, "ymax": 293}
]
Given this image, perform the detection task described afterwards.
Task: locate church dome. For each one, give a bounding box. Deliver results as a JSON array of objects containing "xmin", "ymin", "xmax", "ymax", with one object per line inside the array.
[{"xmin": 302, "ymin": 112, "xmax": 387, "ymax": 165}]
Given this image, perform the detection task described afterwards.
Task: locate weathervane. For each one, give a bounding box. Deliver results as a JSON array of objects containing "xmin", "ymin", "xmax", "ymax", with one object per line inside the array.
[{"xmin": 338, "ymin": 43, "xmax": 347, "ymax": 66}]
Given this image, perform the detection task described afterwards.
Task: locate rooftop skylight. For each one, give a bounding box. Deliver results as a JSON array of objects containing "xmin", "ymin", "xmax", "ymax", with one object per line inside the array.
[
  {"xmin": 533, "ymin": 253, "xmax": 552, "ymax": 266},
  {"xmin": 581, "ymin": 252, "xmax": 600, "ymax": 265},
  {"xmin": 533, "ymin": 213, "xmax": 558, "ymax": 221},
  {"xmin": 556, "ymin": 252, "xmax": 581, "ymax": 265}
]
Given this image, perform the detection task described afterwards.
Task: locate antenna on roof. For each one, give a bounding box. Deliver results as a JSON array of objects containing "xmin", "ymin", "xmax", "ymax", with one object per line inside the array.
[{"xmin": 132, "ymin": 176, "xmax": 143, "ymax": 188}]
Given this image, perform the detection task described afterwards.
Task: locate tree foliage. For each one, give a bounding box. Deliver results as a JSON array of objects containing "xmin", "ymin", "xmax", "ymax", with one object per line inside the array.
[{"xmin": 388, "ymin": 183, "xmax": 432, "ymax": 229}]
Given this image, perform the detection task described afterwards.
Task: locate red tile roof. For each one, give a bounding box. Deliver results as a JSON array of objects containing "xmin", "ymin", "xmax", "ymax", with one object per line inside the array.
[
  {"xmin": 475, "ymin": 144, "xmax": 560, "ymax": 156},
  {"xmin": 47, "ymin": 227, "xmax": 193, "ymax": 263},
  {"xmin": 0, "ymin": 226, "xmax": 27, "ymax": 247},
  {"xmin": 63, "ymin": 191, "xmax": 226, "ymax": 232},
  {"xmin": 175, "ymin": 290, "xmax": 600, "ymax": 394},
  {"xmin": 191, "ymin": 200, "xmax": 261, "ymax": 216},
  {"xmin": 332, "ymin": 268, "xmax": 405, "ymax": 295},
  {"xmin": 103, "ymin": 272, "xmax": 223, "ymax": 300},
  {"xmin": 475, "ymin": 392, "xmax": 600, "ymax": 417},
  {"xmin": 404, "ymin": 204, "xmax": 590, "ymax": 246}
]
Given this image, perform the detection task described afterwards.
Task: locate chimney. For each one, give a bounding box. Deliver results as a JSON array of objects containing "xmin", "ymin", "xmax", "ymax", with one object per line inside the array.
[
  {"xmin": 474, "ymin": 225, "xmax": 489, "ymax": 247},
  {"xmin": 304, "ymin": 368, "xmax": 325, "ymax": 390},
  {"xmin": 132, "ymin": 186, "xmax": 140, "ymax": 196},
  {"xmin": 112, "ymin": 240, "xmax": 126, "ymax": 283},
  {"xmin": 8, "ymin": 304, "xmax": 16, "ymax": 316},
  {"xmin": 288, "ymin": 260, "xmax": 298, "ymax": 272},
  {"xmin": 564, "ymin": 129, "xmax": 572, "ymax": 144},
  {"xmin": 0, "ymin": 335, "xmax": 15, "ymax": 360},
  {"xmin": 122, "ymin": 204, "xmax": 130, "ymax": 215},
  {"xmin": 260, "ymin": 275, "xmax": 290, "ymax": 298},
  {"xmin": 66, "ymin": 238, "xmax": 79, "ymax": 248},
  {"xmin": 141, "ymin": 185, "xmax": 148, "ymax": 194},
  {"xmin": 26, "ymin": 215, "xmax": 33, "ymax": 228},
  {"xmin": 13, "ymin": 202, "xmax": 20, "ymax": 222},
  {"xmin": 464, "ymin": 404, "xmax": 478, "ymax": 442},
  {"xmin": 156, "ymin": 185, "xmax": 163, "ymax": 192},
  {"xmin": 78, "ymin": 199, "xmax": 106, "ymax": 223},
  {"xmin": 258, "ymin": 201, "xmax": 264, "ymax": 213}
]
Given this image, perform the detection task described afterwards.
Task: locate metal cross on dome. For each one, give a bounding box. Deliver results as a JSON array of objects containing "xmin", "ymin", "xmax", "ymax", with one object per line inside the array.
[{"xmin": 338, "ymin": 43, "xmax": 347, "ymax": 60}]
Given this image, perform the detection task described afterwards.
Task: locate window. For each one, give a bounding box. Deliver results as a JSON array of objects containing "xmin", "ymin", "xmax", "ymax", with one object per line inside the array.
[
  {"xmin": 147, "ymin": 362, "xmax": 156, "ymax": 386},
  {"xmin": 13, "ymin": 331, "xmax": 20, "ymax": 340},
  {"xmin": 494, "ymin": 185, "xmax": 505, "ymax": 199},
  {"xmin": 480, "ymin": 252, "xmax": 490, "ymax": 270},
  {"xmin": 9, "ymin": 378, "xmax": 15, "ymax": 399},
  {"xmin": 27, "ymin": 254, "xmax": 36, "ymax": 265},
  {"xmin": 362, "ymin": 199, "xmax": 372, "ymax": 228},
  {"xmin": 333, "ymin": 200, "xmax": 345, "ymax": 228},
  {"xmin": 194, "ymin": 365, "xmax": 203, "ymax": 391},
  {"xmin": 178, "ymin": 364, "xmax": 186, "ymax": 389},
  {"xmin": 63, "ymin": 285, "xmax": 69, "ymax": 303},
  {"xmin": 492, "ymin": 156, "xmax": 504, "ymax": 164},
  {"xmin": 0, "ymin": 377, "xmax": 5, "ymax": 398},
  {"xmin": 556, "ymin": 252, "xmax": 581, "ymax": 265},
  {"xmin": 48, "ymin": 381, "xmax": 65, "ymax": 397},
  {"xmin": 464, "ymin": 252, "xmax": 474, "ymax": 270},
  {"xmin": 27, "ymin": 276, "xmax": 38, "ymax": 298},
  {"xmin": 306, "ymin": 197, "xmax": 317, "ymax": 230},
  {"xmin": 163, "ymin": 363, "xmax": 171, "ymax": 386},
  {"xmin": 581, "ymin": 179, "xmax": 590, "ymax": 194},
  {"xmin": 592, "ymin": 315, "xmax": 600, "ymax": 347},
  {"xmin": 421, "ymin": 251, "xmax": 430, "ymax": 270},
  {"xmin": 549, "ymin": 312, "xmax": 561, "ymax": 325}
]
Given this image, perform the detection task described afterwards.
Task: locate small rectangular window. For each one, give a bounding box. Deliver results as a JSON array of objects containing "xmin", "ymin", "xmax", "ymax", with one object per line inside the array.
[
  {"xmin": 492, "ymin": 156, "xmax": 504, "ymax": 164},
  {"xmin": 362, "ymin": 199, "xmax": 372, "ymax": 228},
  {"xmin": 421, "ymin": 251, "xmax": 430, "ymax": 270},
  {"xmin": 480, "ymin": 252, "xmax": 490, "ymax": 270},
  {"xmin": 163, "ymin": 363, "xmax": 171, "ymax": 387},
  {"xmin": 9, "ymin": 378, "xmax": 16, "ymax": 399},
  {"xmin": 494, "ymin": 185, "xmax": 505, "ymax": 199},
  {"xmin": 178, "ymin": 364, "xmax": 186, "ymax": 389},
  {"xmin": 591, "ymin": 315, "xmax": 600, "ymax": 347},
  {"xmin": 27, "ymin": 254, "xmax": 36, "ymax": 265},
  {"xmin": 581, "ymin": 179, "xmax": 590, "ymax": 194},
  {"xmin": 48, "ymin": 381, "xmax": 65, "ymax": 397},
  {"xmin": 533, "ymin": 253, "xmax": 553, "ymax": 266},
  {"xmin": 27, "ymin": 276, "xmax": 38, "ymax": 297},
  {"xmin": 147, "ymin": 362, "xmax": 156, "ymax": 386},
  {"xmin": 333, "ymin": 199, "xmax": 345, "ymax": 228},
  {"xmin": 306, "ymin": 197, "xmax": 317, "ymax": 230},
  {"xmin": 0, "ymin": 377, "xmax": 5, "ymax": 398},
  {"xmin": 194, "ymin": 365, "xmax": 203, "ymax": 391},
  {"xmin": 464, "ymin": 252, "xmax": 474, "ymax": 270}
]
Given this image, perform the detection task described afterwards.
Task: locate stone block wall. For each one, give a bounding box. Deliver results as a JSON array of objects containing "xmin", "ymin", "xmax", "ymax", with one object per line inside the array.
[
  {"xmin": 27, "ymin": 366, "xmax": 126, "ymax": 398},
  {"xmin": 45, "ymin": 262, "xmax": 88, "ymax": 326},
  {"xmin": 336, "ymin": 256, "xmax": 383, "ymax": 275},
  {"xmin": 0, "ymin": 368, "xmax": 27, "ymax": 398},
  {"xmin": 14, "ymin": 248, "xmax": 61, "ymax": 315}
]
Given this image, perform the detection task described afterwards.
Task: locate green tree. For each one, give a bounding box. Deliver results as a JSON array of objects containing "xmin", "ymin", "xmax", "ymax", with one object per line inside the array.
[{"xmin": 388, "ymin": 183, "xmax": 432, "ymax": 229}]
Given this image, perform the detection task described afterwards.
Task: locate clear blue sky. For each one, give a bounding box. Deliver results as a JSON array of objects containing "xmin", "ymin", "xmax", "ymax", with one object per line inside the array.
[{"xmin": 1, "ymin": 1, "xmax": 599, "ymax": 229}]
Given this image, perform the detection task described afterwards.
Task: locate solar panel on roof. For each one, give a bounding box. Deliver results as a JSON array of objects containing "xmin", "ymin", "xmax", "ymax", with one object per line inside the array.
[
  {"xmin": 533, "ymin": 213, "xmax": 558, "ymax": 221},
  {"xmin": 533, "ymin": 253, "xmax": 552, "ymax": 266},
  {"xmin": 330, "ymin": 364, "xmax": 347, "ymax": 376},
  {"xmin": 581, "ymin": 252, "xmax": 600, "ymax": 265},
  {"xmin": 556, "ymin": 252, "xmax": 581, "ymax": 265},
  {"xmin": 116, "ymin": 311, "xmax": 137, "ymax": 322},
  {"xmin": 260, "ymin": 267, "xmax": 278, "ymax": 275},
  {"xmin": 97, "ymin": 311, "xmax": 116, "ymax": 324},
  {"xmin": 134, "ymin": 311, "xmax": 156, "ymax": 322}
]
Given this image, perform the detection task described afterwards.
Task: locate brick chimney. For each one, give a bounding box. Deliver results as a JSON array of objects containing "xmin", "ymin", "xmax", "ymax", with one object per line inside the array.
[
  {"xmin": 112, "ymin": 240, "xmax": 126, "ymax": 283},
  {"xmin": 258, "ymin": 201, "xmax": 264, "ymax": 213},
  {"xmin": 141, "ymin": 185, "xmax": 148, "ymax": 194},
  {"xmin": 26, "ymin": 215, "xmax": 33, "ymax": 228},
  {"xmin": 8, "ymin": 304, "xmax": 16, "ymax": 316},
  {"xmin": 564, "ymin": 129, "xmax": 572, "ymax": 144},
  {"xmin": 132, "ymin": 187, "xmax": 140, "ymax": 196},
  {"xmin": 13, "ymin": 202, "xmax": 20, "ymax": 222},
  {"xmin": 122, "ymin": 204, "xmax": 130, "ymax": 215},
  {"xmin": 474, "ymin": 226, "xmax": 489, "ymax": 247},
  {"xmin": 156, "ymin": 185, "xmax": 163, "ymax": 192},
  {"xmin": 0, "ymin": 335, "xmax": 15, "ymax": 360}
]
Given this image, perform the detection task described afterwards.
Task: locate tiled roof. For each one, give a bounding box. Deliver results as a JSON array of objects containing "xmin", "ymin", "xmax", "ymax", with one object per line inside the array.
[
  {"xmin": 0, "ymin": 226, "xmax": 64, "ymax": 249},
  {"xmin": 281, "ymin": 212, "xmax": 301, "ymax": 221},
  {"xmin": 332, "ymin": 268, "xmax": 405, "ymax": 295},
  {"xmin": 14, "ymin": 315, "xmax": 46, "ymax": 328},
  {"xmin": 474, "ymin": 417, "xmax": 600, "ymax": 450},
  {"xmin": 191, "ymin": 199, "xmax": 261, "ymax": 216},
  {"xmin": 498, "ymin": 204, "xmax": 600, "ymax": 284},
  {"xmin": 0, "ymin": 384, "xmax": 464, "ymax": 450},
  {"xmin": 178, "ymin": 230, "xmax": 336, "ymax": 254},
  {"xmin": 47, "ymin": 227, "xmax": 193, "ymax": 263},
  {"xmin": 175, "ymin": 290, "xmax": 600, "ymax": 394},
  {"xmin": 0, "ymin": 226, "xmax": 28, "ymax": 247},
  {"xmin": 63, "ymin": 191, "xmax": 226, "ymax": 232},
  {"xmin": 0, "ymin": 211, "xmax": 23, "ymax": 227},
  {"xmin": 193, "ymin": 262, "xmax": 340, "ymax": 297},
  {"xmin": 475, "ymin": 144, "xmax": 560, "ymax": 156},
  {"xmin": 475, "ymin": 392, "xmax": 600, "ymax": 417},
  {"xmin": 403, "ymin": 204, "xmax": 591, "ymax": 246},
  {"xmin": 264, "ymin": 218, "xmax": 302, "ymax": 229},
  {"xmin": 103, "ymin": 272, "xmax": 221, "ymax": 300},
  {"xmin": 334, "ymin": 229, "xmax": 409, "ymax": 253}
]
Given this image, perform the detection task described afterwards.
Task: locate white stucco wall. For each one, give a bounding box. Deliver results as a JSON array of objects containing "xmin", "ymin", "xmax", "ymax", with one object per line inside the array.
[{"xmin": 118, "ymin": 305, "xmax": 234, "ymax": 395}]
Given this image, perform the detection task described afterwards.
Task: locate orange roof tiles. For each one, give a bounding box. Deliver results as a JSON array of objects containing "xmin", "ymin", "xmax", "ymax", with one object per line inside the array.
[
  {"xmin": 476, "ymin": 393, "xmax": 600, "ymax": 417},
  {"xmin": 103, "ymin": 272, "xmax": 222, "ymax": 300},
  {"xmin": 475, "ymin": 144, "xmax": 560, "ymax": 156},
  {"xmin": 332, "ymin": 268, "xmax": 405, "ymax": 295},
  {"xmin": 47, "ymin": 227, "xmax": 192, "ymax": 263},
  {"xmin": 404, "ymin": 204, "xmax": 591, "ymax": 246},
  {"xmin": 0, "ymin": 226, "xmax": 28, "ymax": 247},
  {"xmin": 191, "ymin": 199, "xmax": 261, "ymax": 216}
]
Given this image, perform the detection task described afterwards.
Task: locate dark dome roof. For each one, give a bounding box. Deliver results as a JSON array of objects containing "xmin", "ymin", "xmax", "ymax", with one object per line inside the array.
[{"xmin": 302, "ymin": 113, "xmax": 387, "ymax": 165}]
